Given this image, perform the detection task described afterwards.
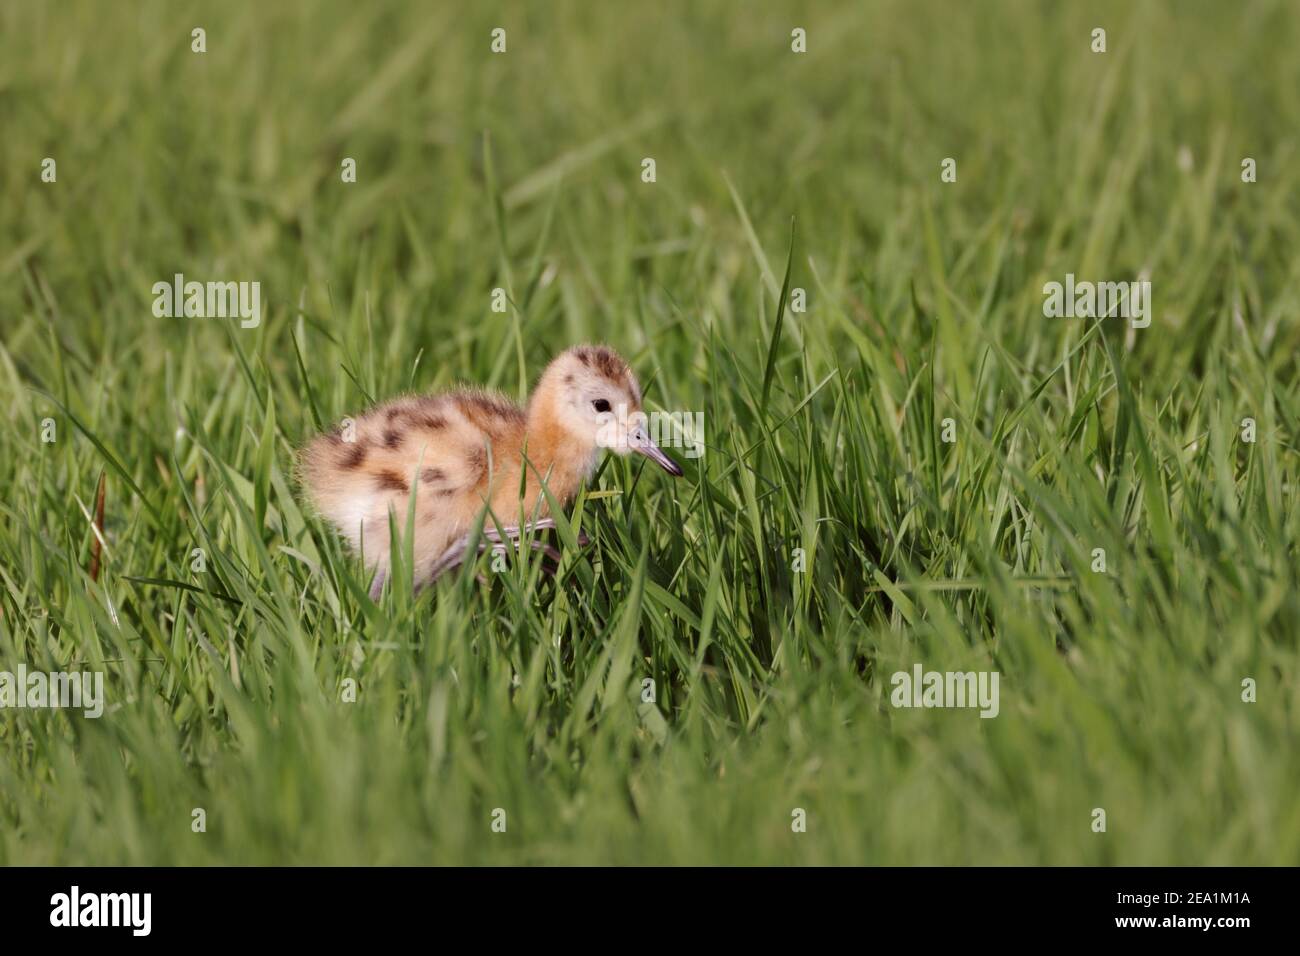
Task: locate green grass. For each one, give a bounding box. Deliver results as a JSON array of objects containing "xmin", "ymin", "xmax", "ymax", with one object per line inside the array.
[{"xmin": 1, "ymin": 0, "xmax": 1298, "ymax": 865}]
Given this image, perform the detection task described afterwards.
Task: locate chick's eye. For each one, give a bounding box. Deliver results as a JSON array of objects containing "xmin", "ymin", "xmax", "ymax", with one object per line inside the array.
[{"xmin": 592, "ymin": 399, "xmax": 611, "ymax": 413}]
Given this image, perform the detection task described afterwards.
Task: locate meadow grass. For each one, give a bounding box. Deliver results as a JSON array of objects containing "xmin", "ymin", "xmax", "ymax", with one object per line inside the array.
[{"xmin": 1, "ymin": 0, "xmax": 1297, "ymax": 865}]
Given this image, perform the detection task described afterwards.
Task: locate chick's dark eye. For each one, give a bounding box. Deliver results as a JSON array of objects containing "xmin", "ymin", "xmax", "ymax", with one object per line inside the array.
[{"xmin": 592, "ymin": 399, "xmax": 611, "ymax": 413}]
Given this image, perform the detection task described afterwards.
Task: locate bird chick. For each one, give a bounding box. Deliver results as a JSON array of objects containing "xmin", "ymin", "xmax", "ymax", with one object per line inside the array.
[{"xmin": 299, "ymin": 345, "xmax": 682, "ymax": 593}]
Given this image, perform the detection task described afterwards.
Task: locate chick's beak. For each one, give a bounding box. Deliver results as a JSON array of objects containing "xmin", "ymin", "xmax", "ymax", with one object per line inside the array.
[{"xmin": 628, "ymin": 426, "xmax": 683, "ymax": 476}]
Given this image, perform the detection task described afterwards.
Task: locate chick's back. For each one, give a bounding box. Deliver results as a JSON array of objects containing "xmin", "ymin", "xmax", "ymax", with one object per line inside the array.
[{"xmin": 299, "ymin": 390, "xmax": 527, "ymax": 575}]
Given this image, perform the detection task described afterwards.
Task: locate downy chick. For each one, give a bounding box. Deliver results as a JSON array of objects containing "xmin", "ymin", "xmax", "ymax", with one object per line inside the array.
[{"xmin": 299, "ymin": 345, "xmax": 682, "ymax": 592}]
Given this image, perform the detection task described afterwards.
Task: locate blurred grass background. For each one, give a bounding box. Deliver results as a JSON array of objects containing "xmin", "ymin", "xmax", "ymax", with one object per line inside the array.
[{"xmin": 0, "ymin": 0, "xmax": 1298, "ymax": 864}]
